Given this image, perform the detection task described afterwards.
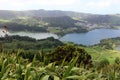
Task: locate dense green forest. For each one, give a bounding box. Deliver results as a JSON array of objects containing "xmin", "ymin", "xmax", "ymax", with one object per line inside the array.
[
  {"xmin": 0, "ymin": 35, "xmax": 64, "ymax": 52},
  {"xmin": 0, "ymin": 22, "xmax": 47, "ymax": 32},
  {"xmin": 0, "ymin": 35, "xmax": 120, "ymax": 79}
]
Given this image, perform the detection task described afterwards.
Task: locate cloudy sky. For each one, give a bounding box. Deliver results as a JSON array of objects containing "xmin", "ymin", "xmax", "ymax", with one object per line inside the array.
[{"xmin": 0, "ymin": 0, "xmax": 120, "ymax": 14}]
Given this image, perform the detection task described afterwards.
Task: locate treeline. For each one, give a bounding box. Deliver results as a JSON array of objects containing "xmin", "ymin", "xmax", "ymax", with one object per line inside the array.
[
  {"xmin": 0, "ymin": 35, "xmax": 64, "ymax": 51},
  {"xmin": 0, "ymin": 22, "xmax": 47, "ymax": 32},
  {"xmin": 42, "ymin": 16, "xmax": 78, "ymax": 28},
  {"xmin": 84, "ymin": 15, "xmax": 120, "ymax": 26},
  {"xmin": 95, "ymin": 37, "xmax": 120, "ymax": 49}
]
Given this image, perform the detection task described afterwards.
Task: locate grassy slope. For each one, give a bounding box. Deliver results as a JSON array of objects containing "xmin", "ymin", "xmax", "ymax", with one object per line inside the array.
[
  {"xmin": 83, "ymin": 46, "xmax": 120, "ymax": 63},
  {"xmin": 0, "ymin": 19, "xmax": 10, "ymax": 22}
]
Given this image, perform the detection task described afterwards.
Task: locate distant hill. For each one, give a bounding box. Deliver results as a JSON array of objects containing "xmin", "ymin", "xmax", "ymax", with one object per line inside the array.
[{"xmin": 0, "ymin": 9, "xmax": 120, "ymax": 35}]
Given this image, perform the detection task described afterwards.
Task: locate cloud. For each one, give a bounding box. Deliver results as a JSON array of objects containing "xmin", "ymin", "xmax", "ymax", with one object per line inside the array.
[
  {"xmin": 75, "ymin": 0, "xmax": 113, "ymax": 10},
  {"xmin": 0, "ymin": 0, "xmax": 76, "ymax": 10},
  {"xmin": 0, "ymin": 0, "xmax": 119, "ymax": 14},
  {"xmin": 86, "ymin": 1, "xmax": 111, "ymax": 9},
  {"xmin": 82, "ymin": 0, "xmax": 120, "ymax": 9},
  {"xmin": 29, "ymin": 0, "xmax": 75, "ymax": 5},
  {"xmin": 0, "ymin": 0, "xmax": 75, "ymax": 6},
  {"xmin": 0, "ymin": 0, "xmax": 118, "ymax": 9},
  {"xmin": 112, "ymin": 0, "xmax": 120, "ymax": 4},
  {"xmin": 0, "ymin": 0, "xmax": 25, "ymax": 10},
  {"xmin": 69, "ymin": 0, "xmax": 120, "ymax": 14}
]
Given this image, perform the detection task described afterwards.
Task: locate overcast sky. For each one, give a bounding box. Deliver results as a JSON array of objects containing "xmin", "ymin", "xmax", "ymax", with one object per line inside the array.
[{"xmin": 0, "ymin": 0, "xmax": 120, "ymax": 14}]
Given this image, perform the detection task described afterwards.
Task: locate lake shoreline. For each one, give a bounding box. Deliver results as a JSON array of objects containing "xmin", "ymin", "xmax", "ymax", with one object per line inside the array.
[{"xmin": 1, "ymin": 28, "xmax": 120, "ymax": 46}]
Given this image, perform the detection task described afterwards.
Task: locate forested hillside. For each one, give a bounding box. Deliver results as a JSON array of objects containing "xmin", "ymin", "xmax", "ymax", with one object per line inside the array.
[{"xmin": 0, "ymin": 10, "xmax": 120, "ymax": 35}]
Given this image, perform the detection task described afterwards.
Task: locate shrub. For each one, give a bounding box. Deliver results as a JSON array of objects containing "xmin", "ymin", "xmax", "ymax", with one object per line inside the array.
[
  {"xmin": 97, "ymin": 58, "xmax": 109, "ymax": 70},
  {"xmin": 47, "ymin": 45, "xmax": 92, "ymax": 67},
  {"xmin": 115, "ymin": 57, "xmax": 120, "ymax": 64}
]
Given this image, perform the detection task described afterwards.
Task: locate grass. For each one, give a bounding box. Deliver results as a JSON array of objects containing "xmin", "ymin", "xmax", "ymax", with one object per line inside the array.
[
  {"xmin": 0, "ymin": 50, "xmax": 85, "ymax": 80},
  {"xmin": 48, "ymin": 27, "xmax": 61, "ymax": 33},
  {"xmin": 114, "ymin": 26, "xmax": 120, "ymax": 29},
  {"xmin": 0, "ymin": 19, "xmax": 10, "ymax": 22},
  {"xmin": 0, "ymin": 46, "xmax": 120, "ymax": 79},
  {"xmin": 83, "ymin": 46, "xmax": 120, "ymax": 63}
]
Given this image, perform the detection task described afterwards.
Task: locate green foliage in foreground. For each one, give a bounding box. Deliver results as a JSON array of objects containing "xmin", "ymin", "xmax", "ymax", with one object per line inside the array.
[
  {"xmin": 0, "ymin": 50, "xmax": 119, "ymax": 80},
  {"xmin": 0, "ymin": 45, "xmax": 120, "ymax": 80},
  {"xmin": 1, "ymin": 36, "xmax": 120, "ymax": 79}
]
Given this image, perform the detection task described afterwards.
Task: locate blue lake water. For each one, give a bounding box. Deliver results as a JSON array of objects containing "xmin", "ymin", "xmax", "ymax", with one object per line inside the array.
[
  {"xmin": 1, "ymin": 29, "xmax": 120, "ymax": 46},
  {"xmin": 0, "ymin": 30, "xmax": 58, "ymax": 39},
  {"xmin": 60, "ymin": 29, "xmax": 120, "ymax": 45},
  {"xmin": 9, "ymin": 32, "xmax": 59, "ymax": 39},
  {"xmin": 115, "ymin": 45, "xmax": 120, "ymax": 51}
]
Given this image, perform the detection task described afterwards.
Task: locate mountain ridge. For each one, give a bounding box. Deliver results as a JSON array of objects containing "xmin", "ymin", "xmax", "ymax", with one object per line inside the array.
[{"xmin": 0, "ymin": 9, "xmax": 120, "ymax": 35}]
